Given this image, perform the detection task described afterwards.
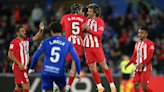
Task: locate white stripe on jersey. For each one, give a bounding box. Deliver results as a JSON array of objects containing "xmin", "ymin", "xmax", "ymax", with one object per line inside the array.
[
  {"xmin": 139, "ymin": 42, "xmax": 144, "ymax": 64},
  {"xmin": 89, "ymin": 34, "xmax": 94, "ymax": 47},
  {"xmin": 136, "ymin": 42, "xmax": 141, "ymax": 72},
  {"xmin": 19, "ymin": 43, "xmax": 24, "ymax": 65},
  {"xmin": 77, "ymin": 38, "xmax": 80, "ymax": 45},
  {"xmin": 25, "ymin": 54, "xmax": 28, "ymax": 69},
  {"xmin": 143, "ymin": 44, "xmax": 147, "ymax": 60},
  {"xmin": 85, "ymin": 34, "xmax": 89, "ymax": 47},
  {"xmin": 94, "ymin": 36, "xmax": 99, "ymax": 47}
]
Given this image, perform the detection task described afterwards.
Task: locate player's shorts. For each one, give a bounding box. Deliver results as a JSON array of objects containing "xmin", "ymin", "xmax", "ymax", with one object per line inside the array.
[
  {"xmin": 84, "ymin": 47, "xmax": 105, "ymax": 64},
  {"xmin": 13, "ymin": 68, "xmax": 29, "ymax": 84},
  {"xmin": 132, "ymin": 70, "xmax": 151, "ymax": 83},
  {"xmin": 42, "ymin": 74, "xmax": 66, "ymax": 90},
  {"xmin": 65, "ymin": 44, "xmax": 83, "ymax": 61},
  {"xmin": 122, "ymin": 74, "xmax": 130, "ymax": 80}
]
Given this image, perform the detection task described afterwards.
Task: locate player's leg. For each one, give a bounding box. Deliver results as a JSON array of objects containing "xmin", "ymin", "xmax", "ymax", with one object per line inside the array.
[
  {"xmin": 22, "ymin": 83, "xmax": 30, "ymax": 92},
  {"xmin": 42, "ymin": 74, "xmax": 54, "ymax": 92},
  {"xmin": 13, "ymin": 84, "xmax": 22, "ymax": 92},
  {"xmin": 66, "ymin": 60, "xmax": 76, "ymax": 92},
  {"xmin": 95, "ymin": 47, "xmax": 116, "ymax": 92},
  {"xmin": 133, "ymin": 70, "xmax": 141, "ymax": 92},
  {"xmin": 134, "ymin": 81, "xmax": 141, "ymax": 92},
  {"xmin": 66, "ymin": 45, "xmax": 83, "ymax": 91},
  {"xmin": 54, "ymin": 75, "xmax": 66, "ymax": 92},
  {"xmin": 141, "ymin": 70, "xmax": 153, "ymax": 92}
]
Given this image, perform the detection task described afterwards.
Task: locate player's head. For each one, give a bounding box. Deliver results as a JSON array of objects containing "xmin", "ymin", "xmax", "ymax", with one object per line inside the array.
[
  {"xmin": 15, "ymin": 25, "xmax": 26, "ymax": 38},
  {"xmin": 86, "ymin": 3, "xmax": 101, "ymax": 18},
  {"xmin": 71, "ymin": 3, "xmax": 84, "ymax": 15},
  {"xmin": 49, "ymin": 21, "xmax": 62, "ymax": 34},
  {"xmin": 138, "ymin": 28, "xmax": 148, "ymax": 40}
]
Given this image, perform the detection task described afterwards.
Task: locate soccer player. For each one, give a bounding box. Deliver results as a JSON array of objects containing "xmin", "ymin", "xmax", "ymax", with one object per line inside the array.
[
  {"xmin": 28, "ymin": 21, "xmax": 81, "ymax": 92},
  {"xmin": 8, "ymin": 22, "xmax": 44, "ymax": 92},
  {"xmin": 60, "ymin": 3, "xmax": 86, "ymax": 91},
  {"xmin": 125, "ymin": 28, "xmax": 154, "ymax": 92},
  {"xmin": 82, "ymin": 3, "xmax": 116, "ymax": 92}
]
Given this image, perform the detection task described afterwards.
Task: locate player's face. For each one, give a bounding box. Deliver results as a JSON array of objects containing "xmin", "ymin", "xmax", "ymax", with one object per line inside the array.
[
  {"xmin": 78, "ymin": 8, "xmax": 84, "ymax": 16},
  {"xmin": 138, "ymin": 29, "xmax": 148, "ymax": 40},
  {"xmin": 87, "ymin": 8, "xmax": 94, "ymax": 18},
  {"xmin": 19, "ymin": 28, "xmax": 26, "ymax": 38}
]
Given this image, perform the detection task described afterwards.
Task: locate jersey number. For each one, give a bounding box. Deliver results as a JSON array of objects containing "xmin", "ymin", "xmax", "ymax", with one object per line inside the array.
[
  {"xmin": 50, "ymin": 47, "xmax": 60, "ymax": 63},
  {"xmin": 72, "ymin": 22, "xmax": 80, "ymax": 35}
]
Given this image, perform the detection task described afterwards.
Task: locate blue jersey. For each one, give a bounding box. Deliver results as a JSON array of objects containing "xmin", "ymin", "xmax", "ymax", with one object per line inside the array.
[{"xmin": 30, "ymin": 35, "xmax": 81, "ymax": 76}]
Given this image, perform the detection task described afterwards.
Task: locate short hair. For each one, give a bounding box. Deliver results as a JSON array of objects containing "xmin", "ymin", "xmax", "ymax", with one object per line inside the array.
[
  {"xmin": 86, "ymin": 3, "xmax": 101, "ymax": 17},
  {"xmin": 49, "ymin": 21, "xmax": 62, "ymax": 33},
  {"xmin": 71, "ymin": 3, "xmax": 83, "ymax": 13},
  {"xmin": 139, "ymin": 27, "xmax": 148, "ymax": 33},
  {"xmin": 14, "ymin": 25, "xmax": 23, "ymax": 33}
]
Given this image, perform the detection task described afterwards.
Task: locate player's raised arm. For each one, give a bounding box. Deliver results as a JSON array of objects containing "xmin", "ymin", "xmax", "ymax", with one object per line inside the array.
[{"xmin": 32, "ymin": 22, "xmax": 44, "ymax": 41}]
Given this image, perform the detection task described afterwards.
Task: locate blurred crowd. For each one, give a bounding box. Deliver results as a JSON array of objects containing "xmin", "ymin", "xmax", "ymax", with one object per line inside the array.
[{"xmin": 0, "ymin": 1, "xmax": 164, "ymax": 76}]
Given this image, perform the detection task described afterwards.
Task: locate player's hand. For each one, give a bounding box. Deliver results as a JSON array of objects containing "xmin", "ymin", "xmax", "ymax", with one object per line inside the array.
[
  {"xmin": 136, "ymin": 64, "xmax": 143, "ymax": 69},
  {"xmin": 76, "ymin": 74, "xmax": 81, "ymax": 82},
  {"xmin": 18, "ymin": 63, "xmax": 25, "ymax": 70},
  {"xmin": 82, "ymin": 23, "xmax": 89, "ymax": 31},
  {"xmin": 39, "ymin": 22, "xmax": 44, "ymax": 30},
  {"xmin": 28, "ymin": 69, "xmax": 35, "ymax": 76},
  {"xmin": 125, "ymin": 65, "xmax": 128, "ymax": 70}
]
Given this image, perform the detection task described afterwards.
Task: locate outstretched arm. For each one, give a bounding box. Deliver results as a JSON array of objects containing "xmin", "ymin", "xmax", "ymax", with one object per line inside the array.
[{"xmin": 32, "ymin": 22, "xmax": 44, "ymax": 41}]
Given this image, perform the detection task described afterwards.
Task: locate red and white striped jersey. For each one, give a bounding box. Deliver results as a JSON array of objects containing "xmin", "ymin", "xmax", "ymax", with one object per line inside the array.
[
  {"xmin": 9, "ymin": 38, "xmax": 32, "ymax": 70},
  {"xmin": 134, "ymin": 39, "xmax": 155, "ymax": 72},
  {"xmin": 60, "ymin": 13, "xmax": 86, "ymax": 46},
  {"xmin": 84, "ymin": 17, "xmax": 104, "ymax": 48}
]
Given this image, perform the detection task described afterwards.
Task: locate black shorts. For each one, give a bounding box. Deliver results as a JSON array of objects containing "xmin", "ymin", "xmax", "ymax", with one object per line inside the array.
[{"xmin": 122, "ymin": 74, "xmax": 130, "ymax": 80}]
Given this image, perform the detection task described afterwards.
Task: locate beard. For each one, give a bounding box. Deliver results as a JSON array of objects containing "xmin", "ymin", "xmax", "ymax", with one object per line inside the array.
[{"xmin": 20, "ymin": 34, "xmax": 26, "ymax": 38}]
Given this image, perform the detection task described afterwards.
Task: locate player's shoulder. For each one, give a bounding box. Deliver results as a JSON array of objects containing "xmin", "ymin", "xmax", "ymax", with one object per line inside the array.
[
  {"xmin": 10, "ymin": 38, "xmax": 19, "ymax": 43},
  {"xmin": 97, "ymin": 17, "xmax": 104, "ymax": 22},
  {"xmin": 146, "ymin": 39, "xmax": 154, "ymax": 45}
]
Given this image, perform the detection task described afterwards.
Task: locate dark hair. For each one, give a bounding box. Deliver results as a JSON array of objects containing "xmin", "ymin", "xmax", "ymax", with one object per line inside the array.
[
  {"xmin": 140, "ymin": 27, "xmax": 148, "ymax": 33},
  {"xmin": 86, "ymin": 3, "xmax": 101, "ymax": 17},
  {"xmin": 49, "ymin": 21, "xmax": 62, "ymax": 33},
  {"xmin": 14, "ymin": 25, "xmax": 23, "ymax": 33},
  {"xmin": 71, "ymin": 3, "xmax": 83, "ymax": 13}
]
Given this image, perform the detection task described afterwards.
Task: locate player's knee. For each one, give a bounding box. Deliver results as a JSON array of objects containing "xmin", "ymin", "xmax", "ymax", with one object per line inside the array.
[
  {"xmin": 22, "ymin": 83, "xmax": 30, "ymax": 89},
  {"xmin": 134, "ymin": 84, "xmax": 140, "ymax": 89},
  {"xmin": 141, "ymin": 85, "xmax": 147, "ymax": 91}
]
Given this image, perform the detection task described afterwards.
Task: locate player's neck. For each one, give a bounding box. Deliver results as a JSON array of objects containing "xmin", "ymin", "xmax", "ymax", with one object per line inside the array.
[
  {"xmin": 141, "ymin": 38, "xmax": 147, "ymax": 42},
  {"xmin": 52, "ymin": 33, "xmax": 61, "ymax": 36},
  {"xmin": 91, "ymin": 16, "xmax": 98, "ymax": 19}
]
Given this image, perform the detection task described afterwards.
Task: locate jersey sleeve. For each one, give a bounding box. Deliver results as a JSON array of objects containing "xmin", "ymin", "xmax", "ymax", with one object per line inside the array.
[
  {"xmin": 60, "ymin": 15, "xmax": 66, "ymax": 31},
  {"xmin": 127, "ymin": 43, "xmax": 137, "ymax": 66},
  {"xmin": 9, "ymin": 40, "xmax": 17, "ymax": 52},
  {"xmin": 88, "ymin": 19, "xmax": 105, "ymax": 38},
  {"xmin": 30, "ymin": 40, "xmax": 45, "ymax": 69},
  {"xmin": 29, "ymin": 37, "xmax": 33, "ymax": 43},
  {"xmin": 148, "ymin": 42, "xmax": 155, "ymax": 51},
  {"xmin": 68, "ymin": 42, "xmax": 81, "ymax": 74}
]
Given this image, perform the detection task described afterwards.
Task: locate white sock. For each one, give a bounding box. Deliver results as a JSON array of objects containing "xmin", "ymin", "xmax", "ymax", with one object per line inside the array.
[
  {"xmin": 66, "ymin": 85, "xmax": 71, "ymax": 89},
  {"xmin": 110, "ymin": 82, "xmax": 115, "ymax": 87},
  {"xmin": 97, "ymin": 83, "xmax": 103, "ymax": 89}
]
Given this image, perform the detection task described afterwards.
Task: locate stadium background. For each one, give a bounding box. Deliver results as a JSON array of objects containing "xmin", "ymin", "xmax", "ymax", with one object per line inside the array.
[{"xmin": 0, "ymin": 0, "xmax": 164, "ymax": 92}]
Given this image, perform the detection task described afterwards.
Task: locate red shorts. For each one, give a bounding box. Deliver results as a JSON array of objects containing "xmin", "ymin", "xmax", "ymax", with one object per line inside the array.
[
  {"xmin": 132, "ymin": 70, "xmax": 151, "ymax": 83},
  {"xmin": 65, "ymin": 44, "xmax": 83, "ymax": 61},
  {"xmin": 84, "ymin": 47, "xmax": 105, "ymax": 64},
  {"xmin": 13, "ymin": 67, "xmax": 29, "ymax": 84}
]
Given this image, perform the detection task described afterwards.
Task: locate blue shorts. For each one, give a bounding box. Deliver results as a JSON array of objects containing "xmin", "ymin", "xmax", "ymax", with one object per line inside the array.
[{"xmin": 42, "ymin": 74, "xmax": 66, "ymax": 90}]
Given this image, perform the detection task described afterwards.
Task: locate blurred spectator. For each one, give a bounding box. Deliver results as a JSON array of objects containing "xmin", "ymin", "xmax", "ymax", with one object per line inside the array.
[
  {"xmin": 12, "ymin": 5, "xmax": 21, "ymax": 24},
  {"xmin": 102, "ymin": 2, "xmax": 113, "ymax": 19},
  {"xmin": 46, "ymin": 5, "xmax": 55, "ymax": 23},
  {"xmin": 1, "ymin": 5, "xmax": 11, "ymax": 18},
  {"xmin": 137, "ymin": 0, "xmax": 149, "ymax": 17},
  {"xmin": 119, "ymin": 55, "xmax": 134, "ymax": 92},
  {"xmin": 149, "ymin": 5, "xmax": 162, "ymax": 16},
  {"xmin": 55, "ymin": 4, "xmax": 65, "ymax": 21},
  {"xmin": 31, "ymin": 3, "xmax": 43, "ymax": 28},
  {"xmin": 20, "ymin": 4, "xmax": 29, "ymax": 24},
  {"xmin": 126, "ymin": 3, "xmax": 133, "ymax": 14}
]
